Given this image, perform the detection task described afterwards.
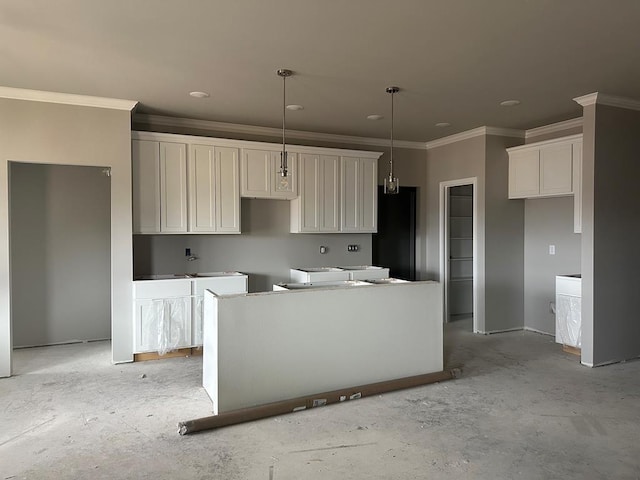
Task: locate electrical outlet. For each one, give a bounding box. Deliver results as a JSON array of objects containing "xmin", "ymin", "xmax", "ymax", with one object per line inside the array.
[
  {"xmin": 319, "ymin": 246, "xmax": 327, "ymax": 254},
  {"xmin": 185, "ymin": 248, "xmax": 191, "ymax": 257},
  {"xmin": 549, "ymin": 245, "xmax": 556, "ymax": 255}
]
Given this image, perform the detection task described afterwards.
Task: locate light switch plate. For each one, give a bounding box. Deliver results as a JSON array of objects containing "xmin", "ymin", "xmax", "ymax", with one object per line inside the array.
[{"xmin": 549, "ymin": 245, "xmax": 556, "ymax": 255}]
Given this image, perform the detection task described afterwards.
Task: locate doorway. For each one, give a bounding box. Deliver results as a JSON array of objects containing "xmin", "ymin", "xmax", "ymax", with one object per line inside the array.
[
  {"xmin": 439, "ymin": 178, "xmax": 478, "ymax": 332},
  {"xmin": 373, "ymin": 186, "xmax": 416, "ymax": 280},
  {"xmin": 9, "ymin": 163, "xmax": 111, "ymax": 371}
]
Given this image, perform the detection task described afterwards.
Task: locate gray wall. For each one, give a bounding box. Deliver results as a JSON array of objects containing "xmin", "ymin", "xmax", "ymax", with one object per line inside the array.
[
  {"xmin": 134, "ymin": 199, "xmax": 373, "ymax": 292},
  {"xmin": 588, "ymin": 104, "xmax": 640, "ymax": 365},
  {"xmin": 10, "ymin": 163, "xmax": 111, "ymax": 347},
  {"xmin": 485, "ymin": 135, "xmax": 526, "ymax": 332},
  {"xmin": 524, "ymin": 197, "xmax": 581, "ymax": 334},
  {"xmin": 425, "ymin": 134, "xmax": 525, "ymax": 333},
  {"xmin": 1, "ymin": 98, "xmax": 133, "ymax": 376}
]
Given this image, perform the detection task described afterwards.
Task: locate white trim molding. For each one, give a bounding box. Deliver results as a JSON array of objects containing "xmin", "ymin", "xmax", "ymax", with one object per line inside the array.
[
  {"xmin": 573, "ymin": 92, "xmax": 640, "ymax": 111},
  {"xmin": 132, "ymin": 130, "xmax": 383, "ymax": 159},
  {"xmin": 0, "ymin": 86, "xmax": 138, "ymax": 111},
  {"xmin": 134, "ymin": 114, "xmax": 427, "ymax": 150},
  {"xmin": 525, "ymin": 117, "xmax": 583, "ymax": 139},
  {"xmin": 426, "ymin": 126, "xmax": 524, "ymax": 150}
]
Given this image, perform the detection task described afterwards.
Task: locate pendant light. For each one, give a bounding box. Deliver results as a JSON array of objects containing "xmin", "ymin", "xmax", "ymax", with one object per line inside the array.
[
  {"xmin": 277, "ymin": 68, "xmax": 292, "ymax": 178},
  {"xmin": 384, "ymin": 86, "xmax": 400, "ymax": 194}
]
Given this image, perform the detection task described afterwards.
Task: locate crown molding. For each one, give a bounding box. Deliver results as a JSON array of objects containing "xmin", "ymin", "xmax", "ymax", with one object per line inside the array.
[
  {"xmin": 0, "ymin": 86, "xmax": 138, "ymax": 111},
  {"xmin": 425, "ymin": 126, "xmax": 524, "ymax": 150},
  {"xmin": 133, "ymin": 113, "xmax": 427, "ymax": 150},
  {"xmin": 525, "ymin": 117, "xmax": 583, "ymax": 139},
  {"xmin": 573, "ymin": 92, "xmax": 640, "ymax": 111}
]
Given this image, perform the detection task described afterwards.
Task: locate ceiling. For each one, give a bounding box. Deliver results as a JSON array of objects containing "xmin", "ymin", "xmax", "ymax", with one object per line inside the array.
[{"xmin": 2, "ymin": 0, "xmax": 640, "ymax": 142}]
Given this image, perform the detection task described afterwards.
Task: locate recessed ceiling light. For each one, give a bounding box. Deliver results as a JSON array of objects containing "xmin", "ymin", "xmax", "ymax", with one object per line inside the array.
[
  {"xmin": 500, "ymin": 99, "xmax": 520, "ymax": 107},
  {"xmin": 367, "ymin": 114, "xmax": 384, "ymax": 120},
  {"xmin": 435, "ymin": 122, "xmax": 451, "ymax": 127},
  {"xmin": 189, "ymin": 91, "xmax": 210, "ymax": 98},
  {"xmin": 286, "ymin": 104, "xmax": 304, "ymax": 111}
]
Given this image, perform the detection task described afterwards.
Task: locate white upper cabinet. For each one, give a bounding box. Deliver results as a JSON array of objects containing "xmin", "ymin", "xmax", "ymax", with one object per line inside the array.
[
  {"xmin": 508, "ymin": 149, "xmax": 540, "ymax": 198},
  {"xmin": 160, "ymin": 142, "xmax": 188, "ymax": 233},
  {"xmin": 341, "ymin": 156, "xmax": 378, "ymax": 233},
  {"xmin": 240, "ymin": 149, "xmax": 298, "ymax": 199},
  {"xmin": 133, "ymin": 132, "xmax": 383, "ymax": 235},
  {"xmin": 508, "ymin": 134, "xmax": 581, "ymax": 199},
  {"xmin": 188, "ymin": 144, "xmax": 217, "ymax": 232},
  {"xmin": 291, "ymin": 154, "xmax": 340, "ymax": 233},
  {"xmin": 539, "ymin": 143, "xmax": 573, "ymax": 196},
  {"xmin": 132, "ymin": 139, "xmax": 160, "ymax": 233},
  {"xmin": 188, "ymin": 144, "xmax": 240, "ymax": 234},
  {"xmin": 215, "ymin": 146, "xmax": 241, "ymax": 233},
  {"xmin": 133, "ymin": 134, "xmax": 240, "ymax": 234},
  {"xmin": 132, "ymin": 140, "xmax": 187, "ymax": 233}
]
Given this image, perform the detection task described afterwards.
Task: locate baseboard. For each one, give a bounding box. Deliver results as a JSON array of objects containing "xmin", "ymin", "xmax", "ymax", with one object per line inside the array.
[
  {"xmin": 483, "ymin": 327, "xmax": 523, "ymax": 335},
  {"xmin": 524, "ymin": 327, "xmax": 554, "ymax": 336}
]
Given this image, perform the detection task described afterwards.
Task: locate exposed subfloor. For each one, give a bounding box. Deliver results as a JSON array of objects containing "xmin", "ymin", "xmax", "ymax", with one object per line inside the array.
[{"xmin": 2, "ymin": 321, "xmax": 639, "ymax": 479}]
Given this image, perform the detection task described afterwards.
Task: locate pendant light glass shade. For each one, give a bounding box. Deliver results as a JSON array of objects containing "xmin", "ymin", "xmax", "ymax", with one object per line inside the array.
[
  {"xmin": 277, "ymin": 68, "xmax": 292, "ymax": 178},
  {"xmin": 384, "ymin": 86, "xmax": 400, "ymax": 194}
]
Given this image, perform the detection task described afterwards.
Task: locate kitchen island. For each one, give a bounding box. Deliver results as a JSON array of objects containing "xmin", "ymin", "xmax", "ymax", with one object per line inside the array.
[{"xmin": 203, "ymin": 280, "xmax": 443, "ymax": 414}]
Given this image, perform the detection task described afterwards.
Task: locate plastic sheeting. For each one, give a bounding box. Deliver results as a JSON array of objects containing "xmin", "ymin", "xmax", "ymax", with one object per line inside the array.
[
  {"xmin": 146, "ymin": 297, "xmax": 189, "ymax": 355},
  {"xmin": 556, "ymin": 294, "xmax": 581, "ymax": 348}
]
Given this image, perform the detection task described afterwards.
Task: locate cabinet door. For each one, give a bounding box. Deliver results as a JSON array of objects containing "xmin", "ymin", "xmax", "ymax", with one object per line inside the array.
[
  {"xmin": 160, "ymin": 142, "xmax": 188, "ymax": 233},
  {"xmin": 134, "ymin": 297, "xmax": 192, "ymax": 353},
  {"xmin": 132, "ymin": 140, "xmax": 160, "ymax": 233},
  {"xmin": 341, "ymin": 156, "xmax": 360, "ymax": 232},
  {"xmin": 540, "ymin": 143, "xmax": 573, "ymax": 196},
  {"xmin": 241, "ymin": 149, "xmax": 271, "ymax": 198},
  {"xmin": 188, "ymin": 144, "xmax": 216, "ymax": 232},
  {"xmin": 298, "ymin": 153, "xmax": 320, "ymax": 231},
  {"xmin": 320, "ymin": 155, "xmax": 340, "ymax": 232},
  {"xmin": 508, "ymin": 149, "xmax": 540, "ymax": 198},
  {"xmin": 359, "ymin": 157, "xmax": 378, "ymax": 232},
  {"xmin": 215, "ymin": 146, "xmax": 241, "ymax": 233},
  {"xmin": 271, "ymin": 152, "xmax": 298, "ymax": 199}
]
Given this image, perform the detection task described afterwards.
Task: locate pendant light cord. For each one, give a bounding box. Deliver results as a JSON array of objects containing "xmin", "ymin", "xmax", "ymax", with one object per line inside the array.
[
  {"xmin": 281, "ymin": 71, "xmax": 288, "ymax": 177},
  {"xmin": 390, "ymin": 89, "xmax": 394, "ymax": 179}
]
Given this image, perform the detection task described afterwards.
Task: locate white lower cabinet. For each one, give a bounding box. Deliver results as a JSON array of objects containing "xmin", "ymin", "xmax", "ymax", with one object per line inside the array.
[
  {"xmin": 133, "ymin": 274, "xmax": 248, "ymax": 354},
  {"xmin": 133, "ymin": 279, "xmax": 192, "ymax": 354}
]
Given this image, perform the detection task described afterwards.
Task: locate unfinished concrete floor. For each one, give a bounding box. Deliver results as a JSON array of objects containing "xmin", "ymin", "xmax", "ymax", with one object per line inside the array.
[{"xmin": 1, "ymin": 320, "xmax": 639, "ymax": 479}]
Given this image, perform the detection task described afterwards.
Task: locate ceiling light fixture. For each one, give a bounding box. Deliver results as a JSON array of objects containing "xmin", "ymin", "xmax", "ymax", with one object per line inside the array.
[
  {"xmin": 367, "ymin": 114, "xmax": 384, "ymax": 121},
  {"xmin": 189, "ymin": 91, "xmax": 210, "ymax": 98},
  {"xmin": 277, "ymin": 68, "xmax": 293, "ymax": 178},
  {"xmin": 286, "ymin": 104, "xmax": 303, "ymax": 111},
  {"xmin": 500, "ymin": 99, "xmax": 520, "ymax": 107},
  {"xmin": 384, "ymin": 86, "xmax": 400, "ymax": 195},
  {"xmin": 435, "ymin": 122, "xmax": 451, "ymax": 128}
]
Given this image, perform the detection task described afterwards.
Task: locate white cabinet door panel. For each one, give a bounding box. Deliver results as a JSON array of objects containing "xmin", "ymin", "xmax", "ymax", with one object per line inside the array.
[
  {"xmin": 132, "ymin": 140, "xmax": 160, "ymax": 233},
  {"xmin": 216, "ymin": 146, "xmax": 241, "ymax": 233},
  {"xmin": 540, "ymin": 143, "xmax": 572, "ymax": 196},
  {"xmin": 508, "ymin": 149, "xmax": 540, "ymax": 198},
  {"xmin": 320, "ymin": 155, "xmax": 340, "ymax": 232},
  {"xmin": 160, "ymin": 142, "xmax": 187, "ymax": 233},
  {"xmin": 341, "ymin": 156, "xmax": 359, "ymax": 232},
  {"xmin": 241, "ymin": 149, "xmax": 271, "ymax": 197},
  {"xmin": 188, "ymin": 144, "xmax": 216, "ymax": 232}
]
